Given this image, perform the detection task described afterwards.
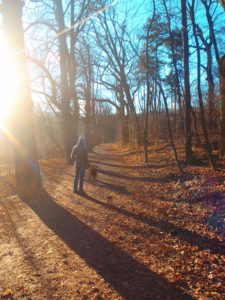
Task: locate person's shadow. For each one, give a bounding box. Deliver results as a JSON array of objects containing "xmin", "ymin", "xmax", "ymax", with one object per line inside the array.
[{"xmin": 22, "ymin": 190, "xmax": 193, "ymax": 300}]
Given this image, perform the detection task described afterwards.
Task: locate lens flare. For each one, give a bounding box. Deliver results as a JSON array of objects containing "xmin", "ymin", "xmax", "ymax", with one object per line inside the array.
[{"xmin": 0, "ymin": 38, "xmax": 19, "ymax": 123}]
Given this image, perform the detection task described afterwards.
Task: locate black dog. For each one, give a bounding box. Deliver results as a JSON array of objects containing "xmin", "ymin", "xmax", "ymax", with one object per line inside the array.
[{"xmin": 89, "ymin": 165, "xmax": 97, "ymax": 181}]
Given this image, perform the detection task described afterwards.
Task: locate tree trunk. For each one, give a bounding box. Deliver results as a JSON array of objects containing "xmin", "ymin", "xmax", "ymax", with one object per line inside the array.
[
  {"xmin": 202, "ymin": 0, "xmax": 220, "ymax": 66},
  {"xmin": 206, "ymin": 45, "xmax": 216, "ymax": 128},
  {"xmin": 84, "ymin": 45, "xmax": 92, "ymax": 150},
  {"xmin": 158, "ymin": 83, "xmax": 183, "ymax": 174},
  {"xmin": 1, "ymin": 0, "xmax": 42, "ymax": 197},
  {"xmin": 143, "ymin": 19, "xmax": 152, "ymax": 162},
  {"xmin": 143, "ymin": 77, "xmax": 150, "ymax": 163},
  {"xmin": 190, "ymin": 0, "xmax": 216, "ymax": 170},
  {"xmin": 219, "ymin": 55, "xmax": 225, "ymax": 157},
  {"xmin": 162, "ymin": 0, "xmax": 183, "ymax": 131},
  {"xmin": 55, "ymin": 0, "xmax": 76, "ymax": 163},
  {"xmin": 143, "ymin": 66, "xmax": 151, "ymax": 162},
  {"xmin": 190, "ymin": 106, "xmax": 201, "ymax": 145},
  {"xmin": 121, "ymin": 74, "xmax": 141, "ymax": 146},
  {"xmin": 69, "ymin": 0, "xmax": 79, "ymax": 147},
  {"xmin": 181, "ymin": 0, "xmax": 192, "ymax": 163},
  {"xmin": 119, "ymin": 85, "xmax": 129, "ymax": 145}
]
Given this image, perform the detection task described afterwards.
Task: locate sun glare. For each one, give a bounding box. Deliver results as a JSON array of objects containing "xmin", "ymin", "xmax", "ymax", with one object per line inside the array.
[{"xmin": 0, "ymin": 38, "xmax": 18, "ymax": 123}]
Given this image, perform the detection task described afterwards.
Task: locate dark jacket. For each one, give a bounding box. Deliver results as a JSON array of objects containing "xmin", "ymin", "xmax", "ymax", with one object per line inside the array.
[{"xmin": 71, "ymin": 141, "xmax": 88, "ymax": 169}]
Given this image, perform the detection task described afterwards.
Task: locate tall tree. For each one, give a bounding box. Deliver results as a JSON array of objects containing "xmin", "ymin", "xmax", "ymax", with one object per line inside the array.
[
  {"xmin": 181, "ymin": 0, "xmax": 192, "ymax": 163},
  {"xmin": 25, "ymin": 0, "xmax": 92, "ymax": 163},
  {"xmin": 201, "ymin": 0, "xmax": 220, "ymax": 66},
  {"xmin": 91, "ymin": 7, "xmax": 142, "ymax": 145},
  {"xmin": 162, "ymin": 0, "xmax": 183, "ymax": 129},
  {"xmin": 143, "ymin": 1, "xmax": 156, "ymax": 163},
  {"xmin": 219, "ymin": 55, "xmax": 225, "ymax": 156},
  {"xmin": 1, "ymin": 0, "xmax": 42, "ymax": 197},
  {"xmin": 54, "ymin": 0, "xmax": 76, "ymax": 163},
  {"xmin": 189, "ymin": 0, "xmax": 216, "ymax": 170},
  {"xmin": 195, "ymin": 22, "xmax": 216, "ymax": 128}
]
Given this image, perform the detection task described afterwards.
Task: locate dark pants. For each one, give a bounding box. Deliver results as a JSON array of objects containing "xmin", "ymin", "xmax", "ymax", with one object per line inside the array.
[{"xmin": 73, "ymin": 166, "xmax": 85, "ymax": 192}]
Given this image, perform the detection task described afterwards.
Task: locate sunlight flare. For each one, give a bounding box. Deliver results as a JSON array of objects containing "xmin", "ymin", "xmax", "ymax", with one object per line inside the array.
[
  {"xmin": 0, "ymin": 36, "xmax": 20, "ymax": 123},
  {"xmin": 0, "ymin": 123, "xmax": 43, "ymax": 176}
]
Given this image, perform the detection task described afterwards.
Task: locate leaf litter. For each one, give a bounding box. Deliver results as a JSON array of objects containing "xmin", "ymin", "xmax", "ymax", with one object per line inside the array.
[{"xmin": 0, "ymin": 143, "xmax": 224, "ymax": 299}]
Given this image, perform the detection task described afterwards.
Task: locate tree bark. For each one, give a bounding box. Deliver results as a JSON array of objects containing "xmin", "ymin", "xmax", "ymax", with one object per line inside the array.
[
  {"xmin": 206, "ymin": 44, "xmax": 216, "ymax": 128},
  {"xmin": 121, "ymin": 73, "xmax": 141, "ymax": 146},
  {"xmin": 190, "ymin": 106, "xmax": 201, "ymax": 145},
  {"xmin": 69, "ymin": 0, "xmax": 79, "ymax": 147},
  {"xmin": 219, "ymin": 55, "xmax": 225, "ymax": 157},
  {"xmin": 55, "ymin": 0, "xmax": 76, "ymax": 163},
  {"xmin": 1, "ymin": 0, "xmax": 42, "ymax": 197},
  {"xmin": 158, "ymin": 82, "xmax": 183, "ymax": 174},
  {"xmin": 190, "ymin": 0, "xmax": 216, "ymax": 170},
  {"xmin": 84, "ymin": 44, "xmax": 92, "ymax": 150},
  {"xmin": 201, "ymin": 0, "xmax": 220, "ymax": 66},
  {"xmin": 118, "ymin": 85, "xmax": 129, "ymax": 145},
  {"xmin": 143, "ymin": 76, "xmax": 150, "ymax": 163},
  {"xmin": 181, "ymin": 0, "xmax": 192, "ymax": 163},
  {"xmin": 162, "ymin": 0, "xmax": 183, "ymax": 130}
]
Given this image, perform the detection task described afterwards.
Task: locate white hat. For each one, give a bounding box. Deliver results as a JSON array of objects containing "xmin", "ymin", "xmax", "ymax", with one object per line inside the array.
[{"xmin": 79, "ymin": 135, "xmax": 85, "ymax": 141}]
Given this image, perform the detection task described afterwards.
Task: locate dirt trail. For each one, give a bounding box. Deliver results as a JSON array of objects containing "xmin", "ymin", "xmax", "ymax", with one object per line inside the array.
[{"xmin": 0, "ymin": 144, "xmax": 224, "ymax": 300}]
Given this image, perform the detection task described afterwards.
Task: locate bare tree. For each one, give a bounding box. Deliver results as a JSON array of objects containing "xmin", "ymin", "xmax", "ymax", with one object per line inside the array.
[
  {"xmin": 219, "ymin": 55, "xmax": 225, "ymax": 156},
  {"xmin": 161, "ymin": 0, "xmax": 183, "ymax": 129},
  {"xmin": 143, "ymin": 1, "xmax": 155, "ymax": 162},
  {"xmin": 194, "ymin": 19, "xmax": 216, "ymax": 128},
  {"xmin": 91, "ymin": 6, "xmax": 142, "ymax": 145},
  {"xmin": 181, "ymin": 0, "xmax": 192, "ymax": 163},
  {"xmin": 24, "ymin": 0, "xmax": 93, "ymax": 163},
  {"xmin": 1, "ymin": 0, "xmax": 42, "ymax": 197},
  {"xmin": 189, "ymin": 0, "xmax": 216, "ymax": 170}
]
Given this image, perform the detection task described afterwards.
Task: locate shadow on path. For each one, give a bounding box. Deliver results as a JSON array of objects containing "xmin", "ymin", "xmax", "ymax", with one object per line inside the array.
[
  {"xmin": 83, "ymin": 194, "xmax": 225, "ymax": 255},
  {"xmin": 98, "ymin": 169, "xmax": 177, "ymax": 183},
  {"xmin": 90, "ymin": 159, "xmax": 169, "ymax": 170},
  {"xmin": 97, "ymin": 180, "xmax": 132, "ymax": 195},
  {"xmin": 22, "ymin": 190, "xmax": 193, "ymax": 300}
]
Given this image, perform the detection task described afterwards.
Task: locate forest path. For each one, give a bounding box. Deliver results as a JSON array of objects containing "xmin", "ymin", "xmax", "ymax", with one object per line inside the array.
[{"xmin": 0, "ymin": 144, "xmax": 224, "ymax": 300}]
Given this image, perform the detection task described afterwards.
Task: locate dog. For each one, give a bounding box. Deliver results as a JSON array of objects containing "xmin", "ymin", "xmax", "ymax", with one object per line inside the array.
[{"xmin": 89, "ymin": 165, "xmax": 97, "ymax": 181}]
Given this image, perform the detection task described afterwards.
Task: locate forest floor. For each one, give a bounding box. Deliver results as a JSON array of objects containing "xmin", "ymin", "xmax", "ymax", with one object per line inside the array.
[{"xmin": 0, "ymin": 143, "xmax": 225, "ymax": 300}]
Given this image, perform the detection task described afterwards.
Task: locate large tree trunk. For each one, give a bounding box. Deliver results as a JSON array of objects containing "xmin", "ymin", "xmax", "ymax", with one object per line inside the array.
[
  {"xmin": 2, "ymin": 0, "xmax": 42, "ymax": 197},
  {"xmin": 162, "ymin": 0, "xmax": 183, "ymax": 131},
  {"xmin": 190, "ymin": 106, "xmax": 201, "ymax": 145},
  {"xmin": 219, "ymin": 55, "xmax": 225, "ymax": 157},
  {"xmin": 143, "ymin": 60, "xmax": 151, "ymax": 162},
  {"xmin": 119, "ymin": 85, "xmax": 129, "ymax": 145},
  {"xmin": 120, "ymin": 69, "xmax": 141, "ymax": 146},
  {"xmin": 84, "ymin": 44, "xmax": 92, "ymax": 150},
  {"xmin": 143, "ymin": 76, "xmax": 150, "ymax": 163},
  {"xmin": 69, "ymin": 0, "xmax": 79, "ymax": 147},
  {"xmin": 55, "ymin": 0, "xmax": 76, "ymax": 163},
  {"xmin": 181, "ymin": 0, "xmax": 192, "ymax": 163},
  {"xmin": 190, "ymin": 0, "xmax": 216, "ymax": 170}
]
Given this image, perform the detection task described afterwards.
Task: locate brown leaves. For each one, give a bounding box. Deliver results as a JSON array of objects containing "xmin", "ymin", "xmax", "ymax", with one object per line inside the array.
[
  {"xmin": 0, "ymin": 144, "xmax": 224, "ymax": 300},
  {"xmin": 1, "ymin": 289, "xmax": 13, "ymax": 300}
]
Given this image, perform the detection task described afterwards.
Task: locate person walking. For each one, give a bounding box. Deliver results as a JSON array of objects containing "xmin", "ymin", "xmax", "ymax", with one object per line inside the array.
[{"xmin": 71, "ymin": 136, "xmax": 89, "ymax": 194}]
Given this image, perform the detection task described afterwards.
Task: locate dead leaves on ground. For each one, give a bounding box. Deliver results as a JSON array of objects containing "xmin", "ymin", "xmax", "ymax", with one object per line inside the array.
[{"xmin": 0, "ymin": 145, "xmax": 224, "ymax": 300}]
